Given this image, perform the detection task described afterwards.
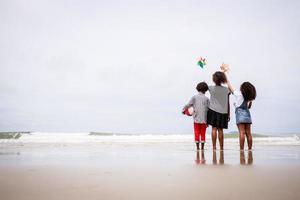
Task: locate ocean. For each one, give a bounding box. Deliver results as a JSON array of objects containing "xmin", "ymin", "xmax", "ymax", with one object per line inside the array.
[
  {"xmin": 1, "ymin": 132, "xmax": 300, "ymax": 166},
  {"xmin": 1, "ymin": 132, "xmax": 299, "ymax": 146}
]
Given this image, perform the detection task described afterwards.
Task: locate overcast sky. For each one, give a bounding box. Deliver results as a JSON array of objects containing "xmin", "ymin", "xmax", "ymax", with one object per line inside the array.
[{"xmin": 0, "ymin": 0, "xmax": 299, "ymax": 134}]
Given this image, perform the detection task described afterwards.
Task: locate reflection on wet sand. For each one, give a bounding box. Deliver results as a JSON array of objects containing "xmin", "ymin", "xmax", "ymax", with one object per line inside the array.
[
  {"xmin": 195, "ymin": 150, "xmax": 254, "ymax": 165},
  {"xmin": 240, "ymin": 150, "xmax": 253, "ymax": 165},
  {"xmin": 195, "ymin": 150, "xmax": 206, "ymax": 165},
  {"xmin": 194, "ymin": 150, "xmax": 224, "ymax": 165},
  {"xmin": 213, "ymin": 150, "xmax": 224, "ymax": 165}
]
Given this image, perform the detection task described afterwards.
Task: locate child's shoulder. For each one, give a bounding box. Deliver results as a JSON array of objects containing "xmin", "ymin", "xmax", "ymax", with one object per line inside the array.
[
  {"xmin": 209, "ymin": 85, "xmax": 228, "ymax": 90},
  {"xmin": 219, "ymin": 85, "xmax": 230, "ymax": 93},
  {"xmin": 204, "ymin": 95, "xmax": 209, "ymax": 101},
  {"xmin": 196, "ymin": 93, "xmax": 209, "ymax": 99}
]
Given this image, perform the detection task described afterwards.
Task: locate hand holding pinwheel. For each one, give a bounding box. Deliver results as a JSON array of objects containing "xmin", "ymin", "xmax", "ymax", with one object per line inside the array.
[
  {"xmin": 220, "ymin": 63, "xmax": 230, "ymax": 72},
  {"xmin": 197, "ymin": 57, "xmax": 207, "ymax": 68}
]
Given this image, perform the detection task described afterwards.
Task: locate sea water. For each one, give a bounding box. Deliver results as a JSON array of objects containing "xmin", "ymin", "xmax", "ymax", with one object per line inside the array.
[{"xmin": 0, "ymin": 132, "xmax": 299, "ymax": 166}]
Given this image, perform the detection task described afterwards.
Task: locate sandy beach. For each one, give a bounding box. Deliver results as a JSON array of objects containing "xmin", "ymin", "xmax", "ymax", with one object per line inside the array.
[
  {"xmin": 1, "ymin": 0, "xmax": 300, "ymax": 199},
  {"xmin": 1, "ymin": 133, "xmax": 300, "ymax": 200},
  {"xmin": 1, "ymin": 164, "xmax": 300, "ymax": 200}
]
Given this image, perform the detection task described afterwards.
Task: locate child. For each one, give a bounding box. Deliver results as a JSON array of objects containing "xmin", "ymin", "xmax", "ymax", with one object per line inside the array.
[
  {"xmin": 182, "ymin": 82, "xmax": 209, "ymax": 150},
  {"xmin": 207, "ymin": 71, "xmax": 231, "ymax": 150},
  {"xmin": 225, "ymin": 75, "xmax": 257, "ymax": 150}
]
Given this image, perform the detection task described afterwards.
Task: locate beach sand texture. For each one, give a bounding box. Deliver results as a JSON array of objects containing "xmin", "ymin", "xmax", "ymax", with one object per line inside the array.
[{"xmin": 1, "ymin": 164, "xmax": 300, "ymax": 200}]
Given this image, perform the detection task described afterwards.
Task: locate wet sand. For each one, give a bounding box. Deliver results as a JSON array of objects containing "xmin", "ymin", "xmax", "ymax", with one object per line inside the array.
[
  {"xmin": 1, "ymin": 147, "xmax": 300, "ymax": 200},
  {"xmin": 1, "ymin": 134, "xmax": 300, "ymax": 200},
  {"xmin": 1, "ymin": 163, "xmax": 300, "ymax": 200}
]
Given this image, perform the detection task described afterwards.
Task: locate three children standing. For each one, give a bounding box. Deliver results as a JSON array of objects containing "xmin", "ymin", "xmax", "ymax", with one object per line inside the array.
[{"xmin": 183, "ymin": 64, "xmax": 256, "ymax": 151}]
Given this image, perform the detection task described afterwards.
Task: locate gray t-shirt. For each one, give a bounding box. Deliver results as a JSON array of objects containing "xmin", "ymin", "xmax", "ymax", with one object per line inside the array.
[
  {"xmin": 208, "ymin": 86, "xmax": 230, "ymax": 114},
  {"xmin": 183, "ymin": 93, "xmax": 209, "ymax": 123}
]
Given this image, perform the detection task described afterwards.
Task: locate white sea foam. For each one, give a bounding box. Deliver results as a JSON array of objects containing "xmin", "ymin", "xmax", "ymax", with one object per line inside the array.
[{"xmin": 0, "ymin": 132, "xmax": 299, "ymax": 146}]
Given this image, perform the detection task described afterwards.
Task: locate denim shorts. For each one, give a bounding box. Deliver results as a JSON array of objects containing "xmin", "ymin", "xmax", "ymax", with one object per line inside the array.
[{"xmin": 235, "ymin": 108, "xmax": 252, "ymax": 124}]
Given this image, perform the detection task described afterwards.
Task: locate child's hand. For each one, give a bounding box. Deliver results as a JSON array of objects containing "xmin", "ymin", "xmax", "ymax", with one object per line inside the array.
[{"xmin": 220, "ymin": 63, "xmax": 229, "ymax": 72}]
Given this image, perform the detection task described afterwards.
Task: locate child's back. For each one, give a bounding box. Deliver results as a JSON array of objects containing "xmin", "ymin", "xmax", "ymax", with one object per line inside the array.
[
  {"xmin": 182, "ymin": 82, "xmax": 209, "ymax": 150},
  {"xmin": 208, "ymin": 85, "xmax": 230, "ymax": 114},
  {"xmin": 190, "ymin": 93, "xmax": 209, "ymax": 123},
  {"xmin": 206, "ymin": 71, "xmax": 230, "ymax": 150}
]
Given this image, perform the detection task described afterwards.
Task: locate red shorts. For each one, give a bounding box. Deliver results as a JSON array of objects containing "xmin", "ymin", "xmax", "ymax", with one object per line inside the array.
[{"xmin": 194, "ymin": 123, "xmax": 207, "ymax": 143}]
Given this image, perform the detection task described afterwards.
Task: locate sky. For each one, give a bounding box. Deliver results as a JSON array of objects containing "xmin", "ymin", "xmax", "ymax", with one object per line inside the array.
[{"xmin": 0, "ymin": 0, "xmax": 300, "ymax": 134}]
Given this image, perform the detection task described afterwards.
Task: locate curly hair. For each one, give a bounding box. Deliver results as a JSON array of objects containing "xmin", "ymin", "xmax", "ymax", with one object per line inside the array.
[
  {"xmin": 240, "ymin": 82, "xmax": 256, "ymax": 101},
  {"xmin": 196, "ymin": 82, "xmax": 208, "ymax": 93},
  {"xmin": 212, "ymin": 71, "xmax": 227, "ymax": 86}
]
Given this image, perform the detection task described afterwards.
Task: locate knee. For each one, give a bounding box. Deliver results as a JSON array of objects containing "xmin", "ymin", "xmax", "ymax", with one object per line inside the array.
[
  {"xmin": 247, "ymin": 134, "xmax": 253, "ymax": 140},
  {"xmin": 239, "ymin": 131, "xmax": 246, "ymax": 136},
  {"xmin": 245, "ymin": 131, "xmax": 252, "ymax": 138}
]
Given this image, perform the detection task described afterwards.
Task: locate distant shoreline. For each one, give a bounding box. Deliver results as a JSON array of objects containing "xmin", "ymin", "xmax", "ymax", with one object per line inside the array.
[
  {"xmin": 0, "ymin": 132, "xmax": 31, "ymax": 139},
  {"xmin": 1, "ymin": 131, "xmax": 299, "ymax": 140}
]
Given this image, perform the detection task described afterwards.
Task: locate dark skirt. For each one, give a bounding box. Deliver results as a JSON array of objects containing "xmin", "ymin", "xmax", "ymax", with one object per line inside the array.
[{"xmin": 207, "ymin": 109, "xmax": 229, "ymax": 129}]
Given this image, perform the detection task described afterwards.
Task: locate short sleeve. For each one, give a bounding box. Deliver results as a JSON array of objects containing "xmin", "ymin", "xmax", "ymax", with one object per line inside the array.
[
  {"xmin": 182, "ymin": 96, "xmax": 195, "ymax": 111},
  {"xmin": 188, "ymin": 96, "xmax": 195, "ymax": 105}
]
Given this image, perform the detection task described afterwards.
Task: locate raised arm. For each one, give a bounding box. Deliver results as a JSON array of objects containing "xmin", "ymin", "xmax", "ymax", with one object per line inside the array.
[
  {"xmin": 220, "ymin": 63, "xmax": 234, "ymax": 93},
  {"xmin": 227, "ymin": 93, "xmax": 230, "ymax": 121},
  {"xmin": 225, "ymin": 74, "xmax": 234, "ymax": 94}
]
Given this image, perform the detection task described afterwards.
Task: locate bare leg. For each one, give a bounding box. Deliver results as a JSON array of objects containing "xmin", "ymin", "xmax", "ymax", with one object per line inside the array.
[
  {"xmin": 212, "ymin": 127, "xmax": 217, "ymax": 150},
  {"xmin": 196, "ymin": 142, "xmax": 200, "ymax": 150},
  {"xmin": 217, "ymin": 128, "xmax": 224, "ymax": 150},
  {"xmin": 201, "ymin": 143, "xmax": 204, "ymax": 150},
  {"xmin": 245, "ymin": 124, "xmax": 253, "ymax": 150},
  {"xmin": 238, "ymin": 124, "xmax": 246, "ymax": 150}
]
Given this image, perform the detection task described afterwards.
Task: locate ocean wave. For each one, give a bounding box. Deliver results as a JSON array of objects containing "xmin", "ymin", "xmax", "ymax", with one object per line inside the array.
[{"xmin": 0, "ymin": 132, "xmax": 299, "ymax": 146}]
